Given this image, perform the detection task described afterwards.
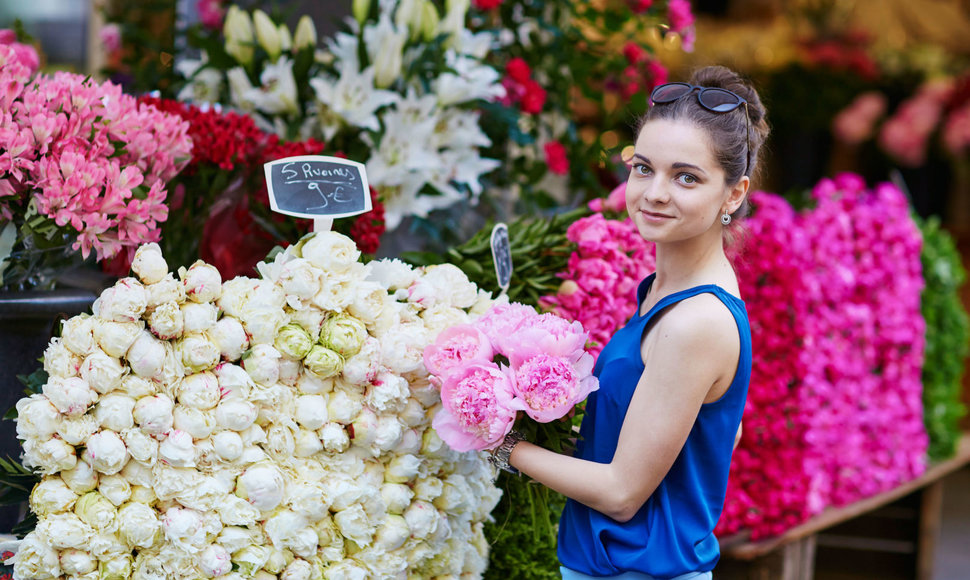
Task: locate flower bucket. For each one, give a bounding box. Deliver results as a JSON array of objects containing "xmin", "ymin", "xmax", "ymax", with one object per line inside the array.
[{"xmin": 0, "ymin": 289, "xmax": 95, "ymax": 532}]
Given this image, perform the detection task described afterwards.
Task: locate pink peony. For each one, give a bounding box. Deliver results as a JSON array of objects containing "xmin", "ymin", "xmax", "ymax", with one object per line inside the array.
[
  {"xmin": 502, "ymin": 312, "xmax": 589, "ymax": 367},
  {"xmin": 100, "ymin": 24, "xmax": 122, "ymax": 56},
  {"xmin": 510, "ymin": 352, "xmax": 598, "ymax": 423},
  {"xmin": 475, "ymin": 302, "xmax": 538, "ymax": 347},
  {"xmin": 423, "ymin": 324, "xmax": 495, "ymax": 378},
  {"xmin": 433, "ymin": 363, "xmax": 517, "ymax": 451}
]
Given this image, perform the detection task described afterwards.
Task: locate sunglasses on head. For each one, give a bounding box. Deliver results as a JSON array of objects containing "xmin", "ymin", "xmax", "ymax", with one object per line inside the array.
[{"xmin": 649, "ymin": 82, "xmax": 750, "ymax": 178}]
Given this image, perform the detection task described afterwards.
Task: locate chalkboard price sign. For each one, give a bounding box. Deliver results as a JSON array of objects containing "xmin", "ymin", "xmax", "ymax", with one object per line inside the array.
[
  {"xmin": 263, "ymin": 155, "xmax": 371, "ymax": 220},
  {"xmin": 490, "ymin": 223, "xmax": 513, "ymax": 294}
]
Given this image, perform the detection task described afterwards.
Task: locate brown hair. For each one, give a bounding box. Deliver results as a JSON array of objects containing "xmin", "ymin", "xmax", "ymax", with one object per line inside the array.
[{"xmin": 638, "ymin": 65, "xmax": 770, "ymax": 219}]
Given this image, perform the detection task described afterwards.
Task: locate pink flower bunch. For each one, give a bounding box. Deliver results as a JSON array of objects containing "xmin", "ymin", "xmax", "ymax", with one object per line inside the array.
[
  {"xmin": 832, "ymin": 91, "xmax": 888, "ymax": 145},
  {"xmin": 666, "ymin": 0, "xmax": 696, "ymax": 51},
  {"xmin": 717, "ymin": 174, "xmax": 926, "ymax": 540},
  {"xmin": 424, "ymin": 303, "xmax": 598, "ymax": 451},
  {"xmin": 0, "ymin": 29, "xmax": 39, "ymax": 73},
  {"xmin": 0, "ymin": 47, "xmax": 191, "ymax": 260},
  {"xmin": 878, "ymin": 79, "xmax": 954, "ymax": 167},
  {"xmin": 943, "ymin": 101, "xmax": 970, "ymax": 157},
  {"xmin": 542, "ymin": 183, "xmax": 656, "ymax": 358},
  {"xmin": 196, "ymin": 0, "xmax": 227, "ymax": 30}
]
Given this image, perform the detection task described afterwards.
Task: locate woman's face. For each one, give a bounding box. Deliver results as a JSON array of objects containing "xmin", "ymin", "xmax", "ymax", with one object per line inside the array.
[{"xmin": 625, "ymin": 118, "xmax": 743, "ymax": 245}]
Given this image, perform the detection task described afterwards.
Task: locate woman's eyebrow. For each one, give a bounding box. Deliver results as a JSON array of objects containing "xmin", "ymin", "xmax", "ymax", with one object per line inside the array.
[{"xmin": 672, "ymin": 162, "xmax": 707, "ymax": 175}]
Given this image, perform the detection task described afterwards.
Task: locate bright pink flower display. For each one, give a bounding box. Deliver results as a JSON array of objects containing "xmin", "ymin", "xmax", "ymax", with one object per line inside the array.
[{"xmin": 544, "ymin": 173, "xmax": 927, "ymax": 540}]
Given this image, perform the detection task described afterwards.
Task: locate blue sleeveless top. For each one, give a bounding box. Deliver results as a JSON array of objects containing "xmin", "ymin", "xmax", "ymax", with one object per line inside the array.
[{"xmin": 558, "ymin": 273, "xmax": 751, "ymax": 577}]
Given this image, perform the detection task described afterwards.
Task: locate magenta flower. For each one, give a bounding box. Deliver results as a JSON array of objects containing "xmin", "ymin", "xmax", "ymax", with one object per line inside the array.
[
  {"xmin": 434, "ymin": 362, "xmax": 518, "ymax": 451},
  {"xmin": 510, "ymin": 352, "xmax": 598, "ymax": 423},
  {"xmin": 423, "ymin": 324, "xmax": 495, "ymax": 378}
]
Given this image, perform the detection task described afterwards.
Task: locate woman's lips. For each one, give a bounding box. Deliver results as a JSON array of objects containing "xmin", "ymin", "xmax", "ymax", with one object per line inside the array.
[{"xmin": 639, "ymin": 210, "xmax": 673, "ymax": 222}]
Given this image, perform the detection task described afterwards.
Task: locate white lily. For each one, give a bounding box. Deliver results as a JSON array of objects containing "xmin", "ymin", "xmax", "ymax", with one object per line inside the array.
[{"xmin": 309, "ymin": 66, "xmax": 399, "ymax": 139}]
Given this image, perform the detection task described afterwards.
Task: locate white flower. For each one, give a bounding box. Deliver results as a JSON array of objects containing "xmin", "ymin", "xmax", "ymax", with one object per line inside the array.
[
  {"xmin": 56, "ymin": 414, "xmax": 100, "ymax": 446},
  {"xmin": 374, "ymin": 513, "xmax": 409, "ymax": 551},
  {"xmin": 37, "ymin": 512, "xmax": 94, "ymax": 549},
  {"xmin": 131, "ymin": 242, "xmax": 168, "ymax": 284},
  {"xmin": 30, "ymin": 477, "xmax": 78, "ymax": 516},
  {"xmin": 121, "ymin": 427, "xmax": 159, "ymax": 464},
  {"xmin": 291, "ymin": 428, "xmax": 321, "ymax": 457},
  {"xmin": 385, "ymin": 454, "xmax": 421, "ymax": 483},
  {"xmin": 341, "ymin": 337, "xmax": 381, "ymax": 387},
  {"xmin": 173, "ymin": 405, "xmax": 216, "ymax": 440},
  {"xmin": 211, "ymin": 316, "xmax": 250, "ymax": 361},
  {"xmin": 177, "ymin": 371, "xmax": 221, "ymax": 410},
  {"xmin": 421, "ymin": 303, "xmax": 470, "ymax": 338},
  {"xmin": 145, "ymin": 273, "xmax": 186, "ymax": 309},
  {"xmin": 74, "ymin": 490, "xmax": 117, "ymax": 530},
  {"xmin": 179, "ymin": 333, "xmax": 221, "ymax": 373},
  {"xmin": 98, "ymin": 474, "xmax": 132, "ymax": 506},
  {"xmin": 215, "ymin": 494, "xmax": 261, "ymax": 527},
  {"xmin": 380, "ymin": 482, "xmax": 413, "ymax": 515},
  {"xmin": 320, "ymin": 314, "xmax": 368, "ymax": 358},
  {"xmin": 289, "ymin": 306, "xmax": 326, "ymax": 341},
  {"xmin": 279, "ymin": 356, "xmax": 301, "ymax": 386},
  {"xmin": 162, "ymin": 506, "xmax": 207, "ymax": 549},
  {"xmin": 399, "ymin": 397, "xmax": 428, "ymax": 428},
  {"xmin": 244, "ymin": 343, "xmax": 282, "ymax": 386},
  {"xmin": 333, "ymin": 503, "xmax": 373, "ymax": 547},
  {"xmin": 180, "ymin": 260, "xmax": 223, "ymax": 304},
  {"xmin": 393, "ymin": 428, "xmax": 422, "ymax": 455},
  {"xmin": 122, "ymin": 460, "xmax": 155, "ymax": 488},
  {"xmin": 256, "ymin": 55, "xmax": 300, "ymax": 115},
  {"xmin": 23, "ymin": 437, "xmax": 77, "ymax": 474},
  {"xmin": 433, "ymin": 53, "xmax": 504, "ymax": 106},
  {"xmin": 294, "ymin": 394, "xmax": 329, "ymax": 430},
  {"xmin": 365, "ymin": 14, "xmax": 406, "ymax": 88},
  {"xmin": 232, "ymin": 545, "xmax": 270, "ymax": 577},
  {"xmin": 265, "ymin": 509, "xmax": 314, "ymax": 554},
  {"xmin": 379, "ymin": 321, "xmax": 427, "ymax": 373},
  {"xmin": 297, "ymin": 371, "xmax": 333, "ymax": 395},
  {"xmin": 265, "ymin": 424, "xmax": 296, "ymax": 458},
  {"xmin": 61, "ymin": 459, "xmax": 98, "ymax": 494},
  {"xmin": 366, "ymin": 370, "xmax": 409, "ymax": 413},
  {"xmin": 134, "ymin": 394, "xmax": 175, "ymax": 436},
  {"xmin": 58, "ymin": 548, "xmax": 97, "ymax": 575},
  {"xmin": 242, "ymin": 301, "xmax": 289, "ymax": 347},
  {"xmin": 84, "ymin": 430, "xmax": 128, "ymax": 475},
  {"xmin": 298, "ymin": 231, "xmax": 361, "ymax": 274},
  {"xmin": 94, "ymin": 278, "xmax": 147, "ymax": 322},
  {"xmin": 147, "ymin": 301, "xmax": 184, "ymax": 341},
  {"xmin": 252, "ymin": 9, "xmax": 281, "ymax": 59},
  {"xmin": 94, "ymin": 320, "xmax": 144, "ymax": 358},
  {"xmin": 217, "ymin": 277, "xmax": 257, "ymax": 317},
  {"xmin": 96, "ymin": 392, "xmax": 136, "ymax": 431},
  {"xmin": 373, "ymin": 414, "xmax": 404, "ymax": 452},
  {"xmin": 217, "ymin": 526, "xmax": 261, "ymax": 553},
  {"xmin": 159, "ymin": 430, "xmax": 196, "ymax": 467},
  {"xmin": 126, "ymin": 330, "xmax": 168, "ymax": 379},
  {"xmin": 181, "ymin": 301, "xmax": 218, "ymax": 334},
  {"xmin": 367, "ymin": 259, "xmax": 417, "ymax": 291},
  {"xmin": 43, "ymin": 376, "xmax": 96, "ymax": 417},
  {"xmin": 214, "ymin": 362, "xmax": 255, "ymax": 399},
  {"xmin": 237, "ymin": 463, "xmax": 285, "ymax": 512},
  {"xmin": 15, "ymin": 394, "xmax": 60, "ymax": 440},
  {"xmin": 310, "ymin": 66, "xmax": 400, "ymax": 139},
  {"xmin": 214, "ymin": 397, "xmax": 258, "ymax": 431},
  {"xmin": 275, "ymin": 322, "xmax": 314, "ymax": 360},
  {"xmin": 319, "ymin": 422, "xmax": 350, "ymax": 453},
  {"xmin": 282, "ymin": 558, "xmax": 313, "ymax": 580},
  {"xmin": 212, "ymin": 430, "xmax": 244, "ymax": 462},
  {"xmin": 409, "ymin": 263, "xmax": 477, "ymax": 309},
  {"xmin": 121, "ymin": 374, "xmax": 155, "ymax": 399},
  {"xmin": 262, "ymin": 256, "xmax": 321, "ymax": 309},
  {"xmin": 327, "ymin": 386, "xmax": 363, "ymax": 424},
  {"xmin": 223, "ymin": 6, "xmax": 254, "ymax": 65},
  {"xmin": 200, "ymin": 543, "xmax": 232, "ymax": 577},
  {"xmin": 11, "ymin": 532, "xmax": 61, "ymax": 579},
  {"xmin": 61, "ymin": 314, "xmax": 97, "ymax": 356},
  {"xmin": 43, "ymin": 337, "xmax": 80, "ymax": 378},
  {"xmin": 132, "ymin": 549, "xmax": 167, "ymax": 579},
  {"xmin": 403, "ymin": 500, "xmax": 439, "ymax": 539},
  {"xmin": 322, "ymin": 558, "xmax": 368, "ymax": 580},
  {"xmin": 79, "ymin": 349, "xmax": 126, "ymax": 394}
]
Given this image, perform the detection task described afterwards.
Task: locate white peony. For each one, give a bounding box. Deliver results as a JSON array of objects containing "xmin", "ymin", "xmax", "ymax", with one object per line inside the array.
[
  {"xmin": 408, "ymin": 263, "xmax": 477, "ymax": 309},
  {"xmin": 319, "ymin": 422, "xmax": 350, "ymax": 453},
  {"xmin": 374, "ymin": 513, "xmax": 410, "ymax": 551},
  {"xmin": 265, "ymin": 424, "xmax": 296, "ymax": 458},
  {"xmin": 367, "ymin": 258, "xmax": 417, "ymax": 291},
  {"xmin": 58, "ymin": 547, "xmax": 97, "ymax": 575},
  {"xmin": 378, "ymin": 320, "xmax": 427, "ymax": 373},
  {"xmin": 43, "ymin": 337, "xmax": 80, "ymax": 378},
  {"xmin": 212, "ymin": 430, "xmax": 244, "ymax": 462},
  {"xmin": 214, "ymin": 362, "xmax": 255, "ymax": 399},
  {"xmin": 420, "ymin": 303, "xmax": 470, "ymax": 338},
  {"xmin": 240, "ymin": 280, "xmax": 288, "ymax": 345},
  {"xmin": 173, "ymin": 405, "xmax": 216, "ymax": 439},
  {"xmin": 158, "ymin": 430, "xmax": 196, "ymax": 467},
  {"xmin": 294, "ymin": 427, "xmax": 324, "ymax": 457},
  {"xmin": 121, "ymin": 374, "xmax": 156, "ymax": 399},
  {"xmin": 148, "ymin": 301, "xmax": 184, "ymax": 340},
  {"xmin": 131, "ymin": 242, "xmax": 168, "ymax": 284},
  {"xmin": 200, "ymin": 544, "xmax": 232, "ymax": 577},
  {"xmin": 398, "ymin": 396, "xmax": 428, "ymax": 428},
  {"xmin": 348, "ymin": 281, "xmax": 387, "ymax": 326},
  {"xmin": 75, "ymin": 490, "xmax": 117, "ymax": 530},
  {"xmin": 179, "ymin": 260, "xmax": 223, "ymax": 303},
  {"xmin": 94, "ymin": 319, "xmax": 145, "ymax": 358},
  {"xmin": 244, "ymin": 343, "xmax": 282, "ymax": 386},
  {"xmin": 217, "ymin": 526, "xmax": 261, "ymax": 553},
  {"xmin": 296, "ymin": 371, "xmax": 333, "ymax": 395},
  {"xmin": 121, "ymin": 427, "xmax": 159, "ymax": 464},
  {"xmin": 298, "ymin": 231, "xmax": 360, "ymax": 273},
  {"xmin": 380, "ymin": 482, "xmax": 413, "ymax": 515},
  {"xmin": 11, "ymin": 531, "xmax": 61, "ymax": 579},
  {"xmin": 321, "ymin": 558, "xmax": 368, "ymax": 580},
  {"xmin": 181, "ymin": 301, "xmax": 219, "ymax": 334},
  {"xmin": 373, "ymin": 414, "xmax": 404, "ymax": 453},
  {"xmin": 236, "ymin": 463, "xmax": 285, "ymax": 512},
  {"xmin": 275, "ymin": 322, "xmax": 314, "ymax": 360},
  {"xmin": 56, "ymin": 414, "xmax": 100, "ymax": 446},
  {"xmin": 145, "ymin": 272, "xmax": 186, "ymax": 309},
  {"xmin": 268, "ymin": 256, "xmax": 321, "ymax": 309},
  {"xmin": 43, "ymin": 376, "xmax": 97, "ymax": 417},
  {"xmin": 61, "ymin": 458, "xmax": 99, "ymax": 494},
  {"xmin": 122, "ymin": 460, "xmax": 155, "ymax": 488},
  {"xmin": 332, "ymin": 503, "xmax": 373, "ymax": 547},
  {"xmin": 279, "ymin": 356, "xmax": 302, "ymax": 386},
  {"xmin": 95, "ymin": 392, "xmax": 137, "ymax": 431},
  {"xmin": 210, "ymin": 316, "xmax": 250, "ymax": 361},
  {"xmin": 30, "ymin": 477, "xmax": 78, "ymax": 516},
  {"xmin": 37, "ymin": 511, "xmax": 94, "ymax": 549},
  {"xmin": 177, "ymin": 371, "xmax": 221, "ymax": 410},
  {"xmin": 217, "ymin": 276, "xmax": 257, "ymax": 318},
  {"xmin": 84, "ymin": 430, "xmax": 129, "ymax": 475},
  {"xmin": 61, "ymin": 314, "xmax": 97, "ymax": 356},
  {"xmin": 94, "ymin": 278, "xmax": 147, "ymax": 322},
  {"xmin": 327, "ymin": 386, "xmax": 363, "ymax": 425},
  {"xmin": 129, "ymin": 484, "xmax": 156, "ymax": 505},
  {"xmin": 384, "ymin": 453, "xmax": 421, "ymax": 483},
  {"xmin": 232, "ymin": 545, "xmax": 270, "ymax": 577},
  {"xmin": 126, "ymin": 330, "xmax": 168, "ymax": 379},
  {"xmin": 162, "ymin": 506, "xmax": 207, "ymax": 549},
  {"xmin": 23, "ymin": 437, "xmax": 77, "ymax": 474},
  {"xmin": 98, "ymin": 474, "xmax": 132, "ymax": 506},
  {"xmin": 215, "ymin": 494, "xmax": 261, "ymax": 526},
  {"xmin": 15, "ymin": 394, "xmax": 60, "ymax": 440},
  {"xmin": 282, "ymin": 558, "xmax": 313, "ymax": 580},
  {"xmin": 178, "ymin": 333, "xmax": 221, "ymax": 373},
  {"xmin": 294, "ymin": 395, "xmax": 329, "ymax": 430},
  {"xmin": 79, "ymin": 349, "xmax": 126, "ymax": 394},
  {"xmin": 341, "ymin": 336, "xmax": 381, "ymax": 387},
  {"xmin": 133, "ymin": 394, "xmax": 175, "ymax": 436},
  {"xmin": 366, "ymin": 370, "xmax": 409, "ymax": 413},
  {"xmin": 403, "ymin": 499, "xmax": 439, "ymax": 539}
]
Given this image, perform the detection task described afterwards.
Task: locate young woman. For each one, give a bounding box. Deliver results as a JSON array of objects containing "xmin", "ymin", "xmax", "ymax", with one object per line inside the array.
[{"xmin": 488, "ymin": 65, "xmax": 770, "ymax": 579}]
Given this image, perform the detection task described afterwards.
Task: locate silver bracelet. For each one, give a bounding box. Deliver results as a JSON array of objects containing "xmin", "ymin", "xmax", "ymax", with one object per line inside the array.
[{"xmin": 488, "ymin": 430, "xmax": 525, "ymax": 475}]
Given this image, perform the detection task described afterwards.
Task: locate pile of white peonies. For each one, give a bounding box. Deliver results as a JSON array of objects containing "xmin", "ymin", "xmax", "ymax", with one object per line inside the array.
[{"xmin": 11, "ymin": 231, "xmax": 503, "ymax": 579}]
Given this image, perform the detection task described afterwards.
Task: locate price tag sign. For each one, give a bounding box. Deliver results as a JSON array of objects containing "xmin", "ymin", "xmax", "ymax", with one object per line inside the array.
[
  {"xmin": 490, "ymin": 223, "xmax": 513, "ymax": 295},
  {"xmin": 264, "ymin": 155, "xmax": 371, "ymax": 231}
]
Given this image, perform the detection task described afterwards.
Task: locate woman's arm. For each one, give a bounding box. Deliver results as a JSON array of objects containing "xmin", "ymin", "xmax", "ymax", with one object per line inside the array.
[{"xmin": 507, "ymin": 295, "xmax": 740, "ymax": 522}]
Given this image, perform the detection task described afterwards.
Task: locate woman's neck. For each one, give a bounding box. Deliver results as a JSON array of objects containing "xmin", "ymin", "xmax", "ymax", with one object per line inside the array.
[{"xmin": 651, "ymin": 231, "xmax": 731, "ymax": 295}]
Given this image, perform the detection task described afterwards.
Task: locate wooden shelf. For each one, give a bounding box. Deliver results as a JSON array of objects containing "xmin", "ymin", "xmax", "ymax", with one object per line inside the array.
[{"xmin": 720, "ymin": 433, "xmax": 970, "ymax": 561}]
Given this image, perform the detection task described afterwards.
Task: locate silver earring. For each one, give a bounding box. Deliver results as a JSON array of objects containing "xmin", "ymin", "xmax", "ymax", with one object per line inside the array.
[{"xmin": 720, "ymin": 212, "xmax": 732, "ymax": 225}]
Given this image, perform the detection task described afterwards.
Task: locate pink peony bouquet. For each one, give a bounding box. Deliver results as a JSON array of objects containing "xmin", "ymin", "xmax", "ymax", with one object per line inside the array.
[{"xmin": 424, "ymin": 302, "xmax": 598, "ymax": 452}]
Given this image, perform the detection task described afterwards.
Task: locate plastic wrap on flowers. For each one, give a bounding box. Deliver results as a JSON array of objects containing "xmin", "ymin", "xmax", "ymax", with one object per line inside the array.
[{"xmin": 10, "ymin": 232, "xmax": 502, "ymax": 579}]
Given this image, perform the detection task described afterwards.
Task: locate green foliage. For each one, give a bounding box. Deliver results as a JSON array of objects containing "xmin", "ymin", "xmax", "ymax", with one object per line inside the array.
[
  {"xmin": 402, "ymin": 206, "xmax": 588, "ymax": 306},
  {"xmin": 484, "ymin": 473, "xmax": 565, "ymax": 580},
  {"xmin": 917, "ymin": 216, "xmax": 969, "ymax": 461}
]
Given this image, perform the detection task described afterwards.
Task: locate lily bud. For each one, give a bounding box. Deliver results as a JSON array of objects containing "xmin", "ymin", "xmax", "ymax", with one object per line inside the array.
[
  {"xmin": 223, "ymin": 6, "xmax": 255, "ymax": 65},
  {"xmin": 293, "ymin": 15, "xmax": 317, "ymax": 51},
  {"xmin": 278, "ymin": 24, "xmax": 292, "ymax": 52},
  {"xmin": 421, "ymin": 0, "xmax": 441, "ymax": 42},
  {"xmin": 353, "ymin": 0, "xmax": 372, "ymax": 24},
  {"xmin": 253, "ymin": 9, "xmax": 282, "ymax": 60}
]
